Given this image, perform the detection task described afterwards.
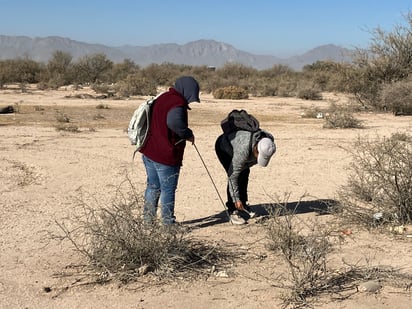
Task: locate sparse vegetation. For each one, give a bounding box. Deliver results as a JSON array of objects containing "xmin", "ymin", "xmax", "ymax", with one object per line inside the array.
[
  {"xmin": 0, "ymin": 11, "xmax": 412, "ymax": 109},
  {"xmin": 55, "ymin": 179, "xmax": 236, "ymax": 284},
  {"xmin": 300, "ymin": 105, "xmax": 324, "ymax": 118},
  {"xmin": 2, "ymin": 78, "xmax": 412, "ymax": 307},
  {"xmin": 347, "ymin": 12, "xmax": 412, "ymax": 110},
  {"xmin": 213, "ymin": 85, "xmax": 249, "ymax": 99},
  {"xmin": 115, "ymin": 74, "xmax": 157, "ymax": 97},
  {"xmin": 380, "ymin": 80, "xmax": 412, "ymax": 115},
  {"xmin": 297, "ymin": 87, "xmax": 322, "ymax": 100},
  {"xmin": 3, "ymin": 10, "xmax": 412, "ymax": 308},
  {"xmin": 4, "ymin": 159, "xmax": 39, "ymax": 186},
  {"xmin": 323, "ymin": 109, "xmax": 363, "ymax": 129},
  {"xmin": 261, "ymin": 193, "xmax": 412, "ymax": 307},
  {"xmin": 95, "ymin": 103, "xmax": 109, "ymax": 109},
  {"xmin": 262, "ymin": 195, "xmax": 339, "ymax": 306},
  {"xmin": 55, "ymin": 124, "xmax": 80, "ymax": 132},
  {"xmin": 337, "ymin": 132, "xmax": 412, "ymax": 228},
  {"xmin": 55, "ymin": 112, "xmax": 70, "ymax": 123}
]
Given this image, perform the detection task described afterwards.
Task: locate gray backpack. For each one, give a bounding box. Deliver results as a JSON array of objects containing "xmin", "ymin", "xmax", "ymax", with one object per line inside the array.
[{"xmin": 127, "ymin": 93, "xmax": 164, "ymax": 158}]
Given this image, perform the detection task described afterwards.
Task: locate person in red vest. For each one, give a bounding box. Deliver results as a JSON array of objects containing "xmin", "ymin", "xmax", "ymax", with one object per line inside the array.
[{"xmin": 139, "ymin": 76, "xmax": 200, "ymax": 225}]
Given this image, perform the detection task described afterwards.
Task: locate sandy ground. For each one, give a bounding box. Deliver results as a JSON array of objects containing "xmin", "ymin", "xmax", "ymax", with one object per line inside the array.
[{"xmin": 1, "ymin": 86, "xmax": 412, "ymax": 308}]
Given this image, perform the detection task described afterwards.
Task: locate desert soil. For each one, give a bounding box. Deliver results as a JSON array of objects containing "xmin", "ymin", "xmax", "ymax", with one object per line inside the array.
[{"xmin": 1, "ymin": 85, "xmax": 412, "ymax": 308}]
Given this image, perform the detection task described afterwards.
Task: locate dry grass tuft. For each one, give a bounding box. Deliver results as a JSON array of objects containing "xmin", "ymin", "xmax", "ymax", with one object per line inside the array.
[
  {"xmin": 260, "ymin": 194, "xmax": 412, "ymax": 307},
  {"xmin": 54, "ymin": 124, "xmax": 80, "ymax": 132},
  {"xmin": 261, "ymin": 194, "xmax": 343, "ymax": 307},
  {"xmin": 54, "ymin": 177, "xmax": 236, "ymax": 285}
]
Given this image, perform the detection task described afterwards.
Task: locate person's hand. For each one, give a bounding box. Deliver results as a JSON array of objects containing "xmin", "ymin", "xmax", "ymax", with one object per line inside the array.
[
  {"xmin": 187, "ymin": 135, "xmax": 195, "ymax": 145},
  {"xmin": 234, "ymin": 200, "xmax": 245, "ymax": 211}
]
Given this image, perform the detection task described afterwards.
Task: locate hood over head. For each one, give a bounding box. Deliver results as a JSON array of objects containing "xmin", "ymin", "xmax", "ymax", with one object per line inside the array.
[{"xmin": 174, "ymin": 76, "xmax": 200, "ymax": 104}]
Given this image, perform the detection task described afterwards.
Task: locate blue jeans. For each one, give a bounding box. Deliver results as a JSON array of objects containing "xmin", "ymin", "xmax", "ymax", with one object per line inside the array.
[{"xmin": 142, "ymin": 155, "xmax": 181, "ymax": 225}]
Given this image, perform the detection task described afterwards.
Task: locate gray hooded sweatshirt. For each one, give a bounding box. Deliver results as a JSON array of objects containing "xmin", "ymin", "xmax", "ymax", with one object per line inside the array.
[{"xmin": 220, "ymin": 130, "xmax": 273, "ymax": 202}]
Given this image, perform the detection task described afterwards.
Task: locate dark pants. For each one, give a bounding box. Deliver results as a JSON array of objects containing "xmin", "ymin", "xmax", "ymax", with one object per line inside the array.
[{"xmin": 215, "ymin": 135, "xmax": 250, "ymax": 213}]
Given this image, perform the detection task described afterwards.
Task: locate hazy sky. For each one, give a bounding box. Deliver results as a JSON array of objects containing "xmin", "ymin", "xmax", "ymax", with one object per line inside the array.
[{"xmin": 1, "ymin": 0, "xmax": 411, "ymax": 57}]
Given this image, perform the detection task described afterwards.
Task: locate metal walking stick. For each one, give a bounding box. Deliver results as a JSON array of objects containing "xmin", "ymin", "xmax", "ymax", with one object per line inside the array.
[{"xmin": 192, "ymin": 143, "xmax": 232, "ymax": 223}]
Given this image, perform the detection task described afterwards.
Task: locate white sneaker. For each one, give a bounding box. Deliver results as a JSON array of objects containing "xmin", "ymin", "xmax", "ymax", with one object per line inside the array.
[{"xmin": 230, "ymin": 211, "xmax": 246, "ymax": 225}]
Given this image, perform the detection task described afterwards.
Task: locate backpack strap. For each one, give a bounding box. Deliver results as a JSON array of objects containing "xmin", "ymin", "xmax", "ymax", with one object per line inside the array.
[{"xmin": 132, "ymin": 148, "xmax": 139, "ymax": 161}]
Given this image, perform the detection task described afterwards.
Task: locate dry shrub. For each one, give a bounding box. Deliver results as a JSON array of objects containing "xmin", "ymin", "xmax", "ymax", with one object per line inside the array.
[
  {"xmin": 297, "ymin": 87, "xmax": 322, "ymax": 100},
  {"xmin": 56, "ymin": 112, "xmax": 70, "ymax": 123},
  {"xmin": 95, "ymin": 103, "xmax": 109, "ymax": 109},
  {"xmin": 55, "ymin": 178, "xmax": 234, "ymax": 284},
  {"xmin": 54, "ymin": 124, "xmax": 80, "ymax": 132},
  {"xmin": 261, "ymin": 195, "xmax": 342, "ymax": 306},
  {"xmin": 115, "ymin": 74, "xmax": 157, "ymax": 97},
  {"xmin": 323, "ymin": 108, "xmax": 363, "ymax": 129},
  {"xmin": 213, "ymin": 86, "xmax": 249, "ymax": 99},
  {"xmin": 319, "ymin": 262, "xmax": 412, "ymax": 301},
  {"xmin": 380, "ymin": 80, "xmax": 412, "ymax": 115},
  {"xmin": 261, "ymin": 194, "xmax": 412, "ymax": 307},
  {"xmin": 301, "ymin": 105, "xmax": 324, "ymax": 118},
  {"xmin": 93, "ymin": 113, "xmax": 105, "ymax": 120},
  {"xmin": 3, "ymin": 158, "xmax": 39, "ymax": 186},
  {"xmin": 337, "ymin": 132, "xmax": 412, "ymax": 228},
  {"xmin": 91, "ymin": 83, "xmax": 113, "ymax": 94}
]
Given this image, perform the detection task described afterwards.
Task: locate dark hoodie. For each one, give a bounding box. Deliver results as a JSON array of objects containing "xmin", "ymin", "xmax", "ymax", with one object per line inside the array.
[
  {"xmin": 173, "ymin": 76, "xmax": 200, "ymax": 104},
  {"xmin": 140, "ymin": 76, "xmax": 200, "ymax": 166},
  {"xmin": 167, "ymin": 76, "xmax": 200, "ymax": 139}
]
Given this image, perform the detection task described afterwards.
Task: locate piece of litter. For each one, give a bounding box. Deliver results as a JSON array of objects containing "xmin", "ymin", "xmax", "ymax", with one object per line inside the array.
[
  {"xmin": 215, "ymin": 270, "xmax": 229, "ymax": 278},
  {"xmin": 358, "ymin": 281, "xmax": 381, "ymax": 293},
  {"xmin": 373, "ymin": 212, "xmax": 383, "ymax": 221}
]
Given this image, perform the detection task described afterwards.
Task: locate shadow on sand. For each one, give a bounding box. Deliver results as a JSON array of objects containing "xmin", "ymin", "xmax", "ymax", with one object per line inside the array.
[{"xmin": 181, "ymin": 199, "xmax": 339, "ymax": 229}]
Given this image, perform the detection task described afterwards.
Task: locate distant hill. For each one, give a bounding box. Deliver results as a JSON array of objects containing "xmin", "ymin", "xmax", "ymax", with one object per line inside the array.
[{"xmin": 0, "ymin": 35, "xmax": 355, "ymax": 70}]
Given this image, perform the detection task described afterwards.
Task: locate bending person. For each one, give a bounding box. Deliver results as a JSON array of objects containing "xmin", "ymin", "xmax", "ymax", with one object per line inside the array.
[{"xmin": 215, "ymin": 126, "xmax": 276, "ymax": 225}]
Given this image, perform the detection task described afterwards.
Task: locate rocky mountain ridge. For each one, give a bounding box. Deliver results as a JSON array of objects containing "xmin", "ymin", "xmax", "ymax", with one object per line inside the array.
[{"xmin": 0, "ymin": 35, "xmax": 355, "ymax": 70}]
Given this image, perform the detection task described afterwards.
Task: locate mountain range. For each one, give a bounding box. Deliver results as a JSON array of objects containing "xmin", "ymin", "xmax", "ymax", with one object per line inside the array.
[{"xmin": 0, "ymin": 35, "xmax": 356, "ymax": 70}]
